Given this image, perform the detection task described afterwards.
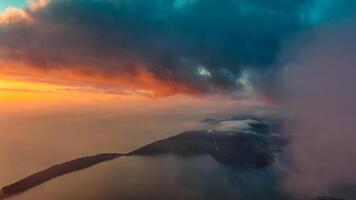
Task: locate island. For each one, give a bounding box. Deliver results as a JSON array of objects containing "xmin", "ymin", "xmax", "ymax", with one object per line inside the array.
[
  {"xmin": 0, "ymin": 130, "xmax": 287, "ymax": 199},
  {"xmin": 129, "ymin": 130, "xmax": 287, "ymax": 168},
  {"xmin": 0, "ymin": 153, "xmax": 121, "ymax": 199}
]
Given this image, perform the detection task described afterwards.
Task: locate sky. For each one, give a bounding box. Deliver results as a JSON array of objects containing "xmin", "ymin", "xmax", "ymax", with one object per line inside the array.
[
  {"xmin": 0, "ymin": 0, "xmax": 355, "ymax": 105},
  {"xmin": 0, "ymin": 0, "xmax": 26, "ymax": 12},
  {"xmin": 0, "ymin": 0, "xmax": 354, "ymax": 110}
]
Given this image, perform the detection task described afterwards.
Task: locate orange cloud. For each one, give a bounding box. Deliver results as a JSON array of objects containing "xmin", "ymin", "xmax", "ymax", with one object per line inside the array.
[
  {"xmin": 0, "ymin": 60, "xmax": 201, "ymax": 98},
  {"xmin": 29, "ymin": 0, "xmax": 50, "ymax": 11},
  {"xmin": 0, "ymin": 7, "xmax": 32, "ymax": 24}
]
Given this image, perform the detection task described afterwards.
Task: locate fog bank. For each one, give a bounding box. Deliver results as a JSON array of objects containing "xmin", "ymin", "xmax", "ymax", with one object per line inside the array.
[{"xmin": 282, "ymin": 20, "xmax": 356, "ymax": 198}]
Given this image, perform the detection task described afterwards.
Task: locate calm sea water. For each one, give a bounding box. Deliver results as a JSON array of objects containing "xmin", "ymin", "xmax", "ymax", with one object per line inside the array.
[{"xmin": 9, "ymin": 155, "xmax": 289, "ymax": 200}]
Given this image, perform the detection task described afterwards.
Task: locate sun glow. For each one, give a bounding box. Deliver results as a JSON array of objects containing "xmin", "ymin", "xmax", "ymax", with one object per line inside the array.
[
  {"xmin": 0, "ymin": 77, "xmax": 153, "ymax": 113},
  {"xmin": 0, "ymin": 79, "xmax": 65, "ymax": 104},
  {"xmin": 0, "ymin": 79, "xmax": 62, "ymax": 92}
]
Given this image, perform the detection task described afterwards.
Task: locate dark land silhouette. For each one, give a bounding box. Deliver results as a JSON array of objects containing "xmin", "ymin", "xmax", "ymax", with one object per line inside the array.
[{"xmin": 0, "ymin": 130, "xmax": 287, "ymax": 199}]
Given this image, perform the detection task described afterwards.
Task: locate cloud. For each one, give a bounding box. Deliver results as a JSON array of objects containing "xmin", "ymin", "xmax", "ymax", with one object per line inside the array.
[
  {"xmin": 201, "ymin": 113, "xmax": 284, "ymax": 137},
  {"xmin": 0, "ymin": 7, "xmax": 31, "ymax": 24},
  {"xmin": 0, "ymin": 0, "xmax": 323, "ymax": 97},
  {"xmin": 214, "ymin": 119, "xmax": 259, "ymax": 132},
  {"xmin": 281, "ymin": 19, "xmax": 356, "ymax": 199},
  {"xmin": 29, "ymin": 0, "xmax": 49, "ymax": 10}
]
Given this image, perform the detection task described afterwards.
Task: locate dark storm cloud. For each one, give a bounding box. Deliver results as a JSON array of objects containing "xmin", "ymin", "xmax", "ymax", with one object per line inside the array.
[{"xmin": 0, "ymin": 0, "xmax": 352, "ymax": 95}]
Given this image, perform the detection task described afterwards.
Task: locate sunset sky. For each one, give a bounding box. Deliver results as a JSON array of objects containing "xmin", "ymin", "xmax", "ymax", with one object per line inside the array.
[
  {"xmin": 0, "ymin": 0, "xmax": 354, "ymax": 132},
  {"xmin": 0, "ymin": 1, "xmax": 347, "ymax": 100},
  {"xmin": 0, "ymin": 0, "xmax": 280, "ymax": 113},
  {"xmin": 0, "ymin": 0, "xmax": 355, "ymax": 120}
]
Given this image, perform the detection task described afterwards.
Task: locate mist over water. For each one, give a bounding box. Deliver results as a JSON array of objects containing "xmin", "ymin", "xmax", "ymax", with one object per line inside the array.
[
  {"xmin": 0, "ymin": 99, "xmax": 206, "ymax": 186},
  {"xmin": 10, "ymin": 155, "xmax": 289, "ymax": 200},
  {"xmin": 281, "ymin": 20, "xmax": 356, "ymax": 199},
  {"xmin": 1, "ymin": 95, "xmax": 276, "ymax": 200}
]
